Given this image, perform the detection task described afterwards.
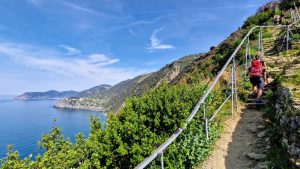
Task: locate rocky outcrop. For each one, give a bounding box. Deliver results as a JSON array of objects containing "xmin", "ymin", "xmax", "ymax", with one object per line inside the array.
[{"xmin": 274, "ymin": 88, "xmax": 300, "ymax": 168}]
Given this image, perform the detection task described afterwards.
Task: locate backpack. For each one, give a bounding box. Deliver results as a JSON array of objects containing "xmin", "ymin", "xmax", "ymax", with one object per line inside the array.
[{"xmin": 250, "ymin": 59, "xmax": 262, "ymax": 77}]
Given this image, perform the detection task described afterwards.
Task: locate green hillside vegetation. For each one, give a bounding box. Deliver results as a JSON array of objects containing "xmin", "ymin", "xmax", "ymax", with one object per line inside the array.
[
  {"xmin": 1, "ymin": 1, "xmax": 297, "ymax": 168},
  {"xmin": 76, "ymin": 85, "xmax": 112, "ymax": 98}
]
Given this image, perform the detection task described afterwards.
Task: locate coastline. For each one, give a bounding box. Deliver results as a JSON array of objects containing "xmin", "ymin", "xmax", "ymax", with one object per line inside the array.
[{"xmin": 53, "ymin": 104, "xmax": 107, "ymax": 115}]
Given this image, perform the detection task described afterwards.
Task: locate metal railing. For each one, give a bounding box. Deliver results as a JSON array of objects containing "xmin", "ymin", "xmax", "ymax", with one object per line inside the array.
[
  {"xmin": 135, "ymin": 16, "xmax": 298, "ymax": 169},
  {"xmin": 291, "ymin": 2, "xmax": 300, "ymax": 27}
]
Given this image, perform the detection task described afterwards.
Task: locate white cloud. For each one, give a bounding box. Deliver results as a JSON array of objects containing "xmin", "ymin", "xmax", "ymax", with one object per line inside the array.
[
  {"xmin": 87, "ymin": 54, "xmax": 120, "ymax": 66},
  {"xmin": 128, "ymin": 29, "xmax": 145, "ymax": 39},
  {"xmin": 61, "ymin": 1, "xmax": 118, "ymax": 19},
  {"xmin": 147, "ymin": 28, "xmax": 174, "ymax": 50},
  {"xmin": 130, "ymin": 16, "xmax": 163, "ymax": 26},
  {"xmin": 0, "ymin": 42, "xmax": 147, "ymax": 84},
  {"xmin": 62, "ymin": 2, "xmax": 100, "ymax": 15},
  {"xmin": 59, "ymin": 44, "xmax": 81, "ymax": 55}
]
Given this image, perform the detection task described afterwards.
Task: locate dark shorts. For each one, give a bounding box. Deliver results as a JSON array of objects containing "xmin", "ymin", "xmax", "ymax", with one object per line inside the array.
[{"xmin": 250, "ymin": 76, "xmax": 264, "ymax": 89}]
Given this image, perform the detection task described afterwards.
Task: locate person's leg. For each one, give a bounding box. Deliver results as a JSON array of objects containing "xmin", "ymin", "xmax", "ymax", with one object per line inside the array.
[
  {"xmin": 253, "ymin": 86, "xmax": 257, "ymax": 95},
  {"xmin": 257, "ymin": 88, "xmax": 263, "ymax": 99},
  {"xmin": 264, "ymin": 72, "xmax": 267, "ymax": 84},
  {"xmin": 250, "ymin": 77, "xmax": 257, "ymax": 96},
  {"xmin": 256, "ymin": 77, "xmax": 264, "ymax": 100}
]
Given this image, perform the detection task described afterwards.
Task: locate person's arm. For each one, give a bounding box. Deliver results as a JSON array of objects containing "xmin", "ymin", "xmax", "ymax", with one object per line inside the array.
[
  {"xmin": 246, "ymin": 67, "xmax": 250, "ymax": 76},
  {"xmin": 264, "ymin": 62, "xmax": 267, "ymax": 71}
]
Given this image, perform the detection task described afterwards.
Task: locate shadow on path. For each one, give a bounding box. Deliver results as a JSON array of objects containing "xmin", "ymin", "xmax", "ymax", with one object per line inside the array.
[{"xmin": 225, "ymin": 108, "xmax": 265, "ymax": 169}]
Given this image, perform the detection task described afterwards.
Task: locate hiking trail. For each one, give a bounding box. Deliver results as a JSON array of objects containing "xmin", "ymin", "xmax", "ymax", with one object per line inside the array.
[{"xmin": 200, "ymin": 108, "xmax": 269, "ymax": 169}]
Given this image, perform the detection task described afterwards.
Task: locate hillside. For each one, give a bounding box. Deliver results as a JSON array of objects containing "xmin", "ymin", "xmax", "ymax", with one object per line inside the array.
[
  {"xmin": 14, "ymin": 90, "xmax": 78, "ymax": 100},
  {"xmin": 2, "ymin": 0, "xmax": 300, "ymax": 168},
  {"xmin": 55, "ymin": 54, "xmax": 201, "ymax": 112},
  {"xmin": 76, "ymin": 84, "xmax": 112, "ymax": 97}
]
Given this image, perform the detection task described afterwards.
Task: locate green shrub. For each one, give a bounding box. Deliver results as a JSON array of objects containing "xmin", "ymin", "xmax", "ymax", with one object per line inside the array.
[
  {"xmin": 244, "ymin": 81, "xmax": 252, "ymax": 90},
  {"xmin": 292, "ymin": 33, "xmax": 300, "ymax": 41},
  {"xmin": 243, "ymin": 10, "xmax": 273, "ymax": 29},
  {"xmin": 262, "ymin": 31, "xmax": 273, "ymax": 39}
]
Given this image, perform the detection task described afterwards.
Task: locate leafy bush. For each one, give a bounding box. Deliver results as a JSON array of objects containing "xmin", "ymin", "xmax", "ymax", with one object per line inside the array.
[
  {"xmin": 243, "ymin": 10, "xmax": 273, "ymax": 29},
  {"xmin": 263, "ymin": 31, "xmax": 273, "ymax": 39},
  {"xmin": 292, "ymin": 33, "xmax": 300, "ymax": 41}
]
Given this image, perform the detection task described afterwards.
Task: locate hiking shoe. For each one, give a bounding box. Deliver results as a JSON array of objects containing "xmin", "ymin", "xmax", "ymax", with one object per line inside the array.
[{"xmin": 256, "ymin": 99, "xmax": 263, "ymax": 104}]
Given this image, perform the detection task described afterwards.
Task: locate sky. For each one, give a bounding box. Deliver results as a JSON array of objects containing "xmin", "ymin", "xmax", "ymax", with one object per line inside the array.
[{"xmin": 0, "ymin": 0, "xmax": 270, "ymax": 95}]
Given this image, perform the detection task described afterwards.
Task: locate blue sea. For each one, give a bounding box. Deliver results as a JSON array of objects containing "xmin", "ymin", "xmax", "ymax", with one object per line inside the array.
[{"xmin": 0, "ymin": 95, "xmax": 106, "ymax": 159}]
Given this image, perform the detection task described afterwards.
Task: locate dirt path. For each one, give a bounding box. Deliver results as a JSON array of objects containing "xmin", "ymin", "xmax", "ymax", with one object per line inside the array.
[{"xmin": 198, "ymin": 108, "xmax": 269, "ymax": 169}]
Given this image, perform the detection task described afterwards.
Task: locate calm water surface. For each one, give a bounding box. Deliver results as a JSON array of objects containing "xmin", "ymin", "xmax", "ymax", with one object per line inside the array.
[{"xmin": 0, "ymin": 95, "xmax": 106, "ymax": 158}]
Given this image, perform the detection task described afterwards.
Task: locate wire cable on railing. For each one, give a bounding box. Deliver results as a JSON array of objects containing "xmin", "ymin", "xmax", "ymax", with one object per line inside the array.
[{"xmin": 209, "ymin": 94, "xmax": 232, "ymax": 122}]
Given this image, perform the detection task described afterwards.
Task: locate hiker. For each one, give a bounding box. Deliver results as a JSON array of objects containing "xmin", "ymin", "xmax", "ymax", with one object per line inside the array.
[
  {"xmin": 247, "ymin": 55, "xmax": 264, "ymax": 103},
  {"xmin": 274, "ymin": 15, "xmax": 281, "ymax": 25}
]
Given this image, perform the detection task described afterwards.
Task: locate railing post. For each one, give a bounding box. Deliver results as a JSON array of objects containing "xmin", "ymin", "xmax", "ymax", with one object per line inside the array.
[
  {"xmin": 205, "ymin": 117, "xmax": 209, "ymax": 142},
  {"xmin": 248, "ymin": 36, "xmax": 251, "ymax": 64},
  {"xmin": 231, "ymin": 61, "xmax": 234, "ymax": 117},
  {"xmin": 233, "ymin": 58, "xmax": 238, "ymax": 113},
  {"xmin": 294, "ymin": 2, "xmax": 300, "ymax": 21},
  {"xmin": 258, "ymin": 28, "xmax": 261, "ymax": 50},
  {"xmin": 286, "ymin": 25, "xmax": 290, "ymax": 51},
  {"xmin": 245, "ymin": 41, "xmax": 248, "ymax": 71},
  {"xmin": 245, "ymin": 36, "xmax": 250, "ymax": 79},
  {"xmin": 291, "ymin": 9, "xmax": 296, "ymax": 23},
  {"xmin": 261, "ymin": 28, "xmax": 264, "ymax": 60},
  {"xmin": 161, "ymin": 152, "xmax": 164, "ymax": 169},
  {"xmin": 204, "ymin": 101, "xmax": 209, "ymax": 142},
  {"xmin": 203, "ymin": 101, "xmax": 206, "ymax": 119},
  {"xmin": 257, "ymin": 27, "xmax": 264, "ymax": 60}
]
